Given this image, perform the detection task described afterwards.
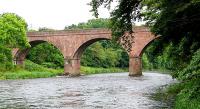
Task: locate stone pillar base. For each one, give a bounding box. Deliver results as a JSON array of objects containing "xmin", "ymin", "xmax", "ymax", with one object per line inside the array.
[
  {"xmin": 64, "ymin": 58, "xmax": 81, "ymax": 77},
  {"xmin": 129, "ymin": 56, "xmax": 142, "ymax": 77},
  {"xmin": 15, "ymin": 59, "xmax": 25, "ymax": 68},
  {"xmin": 68, "ymin": 72, "xmax": 81, "ymax": 77},
  {"xmin": 129, "ymin": 73, "xmax": 143, "ymax": 77}
]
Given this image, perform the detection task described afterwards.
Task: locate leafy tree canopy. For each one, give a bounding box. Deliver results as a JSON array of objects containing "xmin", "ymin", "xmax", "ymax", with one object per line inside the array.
[
  {"xmin": 0, "ymin": 13, "xmax": 30, "ymax": 49},
  {"xmin": 142, "ymin": 0, "xmax": 200, "ymax": 68},
  {"xmin": 90, "ymin": 0, "xmax": 200, "ymax": 43},
  {"xmin": 0, "ymin": 13, "xmax": 29, "ymax": 70},
  {"xmin": 38, "ymin": 27, "xmax": 56, "ymax": 31},
  {"xmin": 65, "ymin": 18, "xmax": 110, "ymax": 29},
  {"xmin": 90, "ymin": 0, "xmax": 142, "ymax": 40}
]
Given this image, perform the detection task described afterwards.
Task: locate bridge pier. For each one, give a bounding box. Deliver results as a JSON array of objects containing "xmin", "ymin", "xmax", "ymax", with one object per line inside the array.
[
  {"xmin": 64, "ymin": 58, "xmax": 81, "ymax": 77},
  {"xmin": 13, "ymin": 59, "xmax": 25, "ymax": 67},
  {"xmin": 129, "ymin": 56, "xmax": 142, "ymax": 77}
]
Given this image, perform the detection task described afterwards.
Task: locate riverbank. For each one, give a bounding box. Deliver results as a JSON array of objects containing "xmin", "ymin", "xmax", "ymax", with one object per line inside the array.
[
  {"xmin": 152, "ymin": 82, "xmax": 200, "ymax": 109},
  {"xmin": 0, "ymin": 60, "xmax": 127, "ymax": 80},
  {"xmin": 81, "ymin": 66, "xmax": 127, "ymax": 75}
]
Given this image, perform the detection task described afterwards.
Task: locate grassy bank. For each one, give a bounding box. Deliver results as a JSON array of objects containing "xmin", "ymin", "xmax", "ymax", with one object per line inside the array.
[
  {"xmin": 80, "ymin": 66, "xmax": 127, "ymax": 75},
  {"xmin": 0, "ymin": 60, "xmax": 63, "ymax": 80},
  {"xmin": 0, "ymin": 60, "xmax": 127, "ymax": 80},
  {"xmin": 143, "ymin": 68, "xmax": 172, "ymax": 74},
  {"xmin": 0, "ymin": 70, "xmax": 63, "ymax": 80},
  {"xmin": 152, "ymin": 83, "xmax": 200, "ymax": 109}
]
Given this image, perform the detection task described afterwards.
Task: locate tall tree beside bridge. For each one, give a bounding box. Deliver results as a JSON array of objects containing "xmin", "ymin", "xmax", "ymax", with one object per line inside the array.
[
  {"xmin": 90, "ymin": 0, "xmax": 200, "ymax": 108},
  {"xmin": 0, "ymin": 13, "xmax": 29, "ymax": 70}
]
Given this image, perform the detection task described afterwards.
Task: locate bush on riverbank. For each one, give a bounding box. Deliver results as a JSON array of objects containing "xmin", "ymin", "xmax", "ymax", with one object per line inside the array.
[
  {"xmin": 24, "ymin": 60, "xmax": 62, "ymax": 72},
  {"xmin": 156, "ymin": 83, "xmax": 200, "ymax": 109},
  {"xmin": 174, "ymin": 83, "xmax": 200, "ymax": 109},
  {"xmin": 172, "ymin": 49, "xmax": 200, "ymax": 109},
  {"xmin": 153, "ymin": 49, "xmax": 200, "ymax": 109}
]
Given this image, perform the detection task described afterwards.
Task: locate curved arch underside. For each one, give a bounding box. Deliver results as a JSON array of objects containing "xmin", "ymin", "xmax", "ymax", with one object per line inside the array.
[
  {"xmin": 14, "ymin": 40, "xmax": 46, "ymax": 61},
  {"xmin": 14, "ymin": 40, "xmax": 64, "ymax": 65},
  {"xmin": 139, "ymin": 36, "xmax": 160, "ymax": 57},
  {"xmin": 73, "ymin": 38, "xmax": 110, "ymax": 59}
]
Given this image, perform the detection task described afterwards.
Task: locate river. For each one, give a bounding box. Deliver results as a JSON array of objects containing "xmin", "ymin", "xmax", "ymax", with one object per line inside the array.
[{"xmin": 0, "ymin": 72, "xmax": 176, "ymax": 109}]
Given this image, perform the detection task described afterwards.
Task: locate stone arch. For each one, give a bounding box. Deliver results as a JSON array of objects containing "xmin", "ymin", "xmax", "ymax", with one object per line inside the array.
[
  {"xmin": 139, "ymin": 36, "xmax": 160, "ymax": 57},
  {"xmin": 73, "ymin": 38, "xmax": 111, "ymax": 59},
  {"xmin": 128, "ymin": 32, "xmax": 158, "ymax": 76},
  {"xmin": 64, "ymin": 37, "xmax": 112, "ymax": 76},
  {"xmin": 14, "ymin": 40, "xmax": 64, "ymax": 65}
]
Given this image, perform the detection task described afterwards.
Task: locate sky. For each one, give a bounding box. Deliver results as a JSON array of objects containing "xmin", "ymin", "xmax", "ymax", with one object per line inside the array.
[{"xmin": 0, "ymin": 0, "xmax": 143, "ymax": 30}]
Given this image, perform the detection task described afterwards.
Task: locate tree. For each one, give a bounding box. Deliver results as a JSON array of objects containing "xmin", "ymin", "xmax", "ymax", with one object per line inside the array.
[
  {"xmin": 90, "ymin": 0, "xmax": 200, "ymax": 105},
  {"xmin": 38, "ymin": 27, "xmax": 56, "ymax": 31},
  {"xmin": 27, "ymin": 42, "xmax": 64, "ymax": 68},
  {"xmin": 90, "ymin": 0, "xmax": 200, "ymax": 68},
  {"xmin": 90, "ymin": 0, "xmax": 200, "ymax": 50},
  {"xmin": 65, "ymin": 18, "xmax": 110, "ymax": 29},
  {"xmin": 90, "ymin": 0, "xmax": 142, "ymax": 40},
  {"xmin": 0, "ymin": 13, "xmax": 29, "ymax": 48},
  {"xmin": 0, "ymin": 13, "xmax": 29, "ymax": 70}
]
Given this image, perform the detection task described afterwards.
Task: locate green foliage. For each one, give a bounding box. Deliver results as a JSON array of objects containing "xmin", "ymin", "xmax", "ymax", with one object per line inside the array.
[
  {"xmin": 65, "ymin": 18, "xmax": 110, "ymax": 29},
  {"xmin": 80, "ymin": 66, "xmax": 127, "ymax": 75},
  {"xmin": 152, "ymin": 83, "xmax": 200, "ymax": 109},
  {"xmin": 170, "ymin": 81, "xmax": 200, "ymax": 109},
  {"xmin": 174, "ymin": 49, "xmax": 200, "ymax": 100},
  {"xmin": 27, "ymin": 42, "xmax": 64, "ymax": 68},
  {"xmin": 90, "ymin": 0, "xmax": 142, "ymax": 40},
  {"xmin": 3, "ymin": 70, "xmax": 57, "ymax": 79},
  {"xmin": 143, "ymin": 0, "xmax": 200, "ymax": 42},
  {"xmin": 0, "ymin": 60, "xmax": 63, "ymax": 80},
  {"xmin": 38, "ymin": 27, "xmax": 56, "ymax": 31},
  {"xmin": 142, "ymin": 53, "xmax": 152, "ymax": 70},
  {"xmin": 148, "ymin": 48, "xmax": 200, "ymax": 109},
  {"xmin": 0, "ymin": 59, "xmax": 127, "ymax": 80},
  {"xmin": 142, "ymin": 0, "xmax": 200, "ymax": 68},
  {"xmin": 144, "ymin": 38, "xmax": 200, "ymax": 109},
  {"xmin": 81, "ymin": 42, "xmax": 125, "ymax": 68},
  {"xmin": 27, "ymin": 28, "xmax": 63, "ymax": 69},
  {"xmin": 178, "ymin": 49, "xmax": 200, "ymax": 81},
  {"xmin": 90, "ymin": 1, "xmax": 200, "ymax": 108},
  {"xmin": 41, "ymin": 62, "xmax": 58, "ymax": 69},
  {"xmin": 117, "ymin": 51, "xmax": 129, "ymax": 68},
  {"xmin": 0, "ymin": 13, "xmax": 29, "ymax": 71},
  {"xmin": 175, "ymin": 91, "xmax": 200, "ymax": 109},
  {"xmin": 0, "ymin": 46, "xmax": 13, "ymax": 71},
  {"xmin": 0, "ymin": 13, "xmax": 30, "ymax": 48},
  {"xmin": 24, "ymin": 60, "xmax": 62, "ymax": 73}
]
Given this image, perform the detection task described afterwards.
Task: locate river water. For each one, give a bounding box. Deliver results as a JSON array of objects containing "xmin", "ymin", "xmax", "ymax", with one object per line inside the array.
[{"xmin": 0, "ymin": 72, "xmax": 176, "ymax": 109}]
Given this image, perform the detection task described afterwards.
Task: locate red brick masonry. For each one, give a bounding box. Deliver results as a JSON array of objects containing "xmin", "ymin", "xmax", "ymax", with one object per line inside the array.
[{"xmin": 13, "ymin": 27, "xmax": 157, "ymax": 76}]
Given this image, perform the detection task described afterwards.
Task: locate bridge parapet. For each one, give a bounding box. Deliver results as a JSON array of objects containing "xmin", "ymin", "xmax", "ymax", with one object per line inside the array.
[
  {"xmin": 27, "ymin": 27, "xmax": 150, "ymax": 37},
  {"xmin": 27, "ymin": 29, "xmax": 111, "ymax": 37}
]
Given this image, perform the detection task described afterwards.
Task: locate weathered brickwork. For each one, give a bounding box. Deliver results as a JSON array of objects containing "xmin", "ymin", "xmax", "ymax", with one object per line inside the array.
[{"xmin": 13, "ymin": 27, "xmax": 157, "ymax": 76}]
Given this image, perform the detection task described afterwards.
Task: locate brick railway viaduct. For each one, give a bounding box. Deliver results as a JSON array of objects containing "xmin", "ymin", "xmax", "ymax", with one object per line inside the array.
[{"xmin": 13, "ymin": 27, "xmax": 157, "ymax": 77}]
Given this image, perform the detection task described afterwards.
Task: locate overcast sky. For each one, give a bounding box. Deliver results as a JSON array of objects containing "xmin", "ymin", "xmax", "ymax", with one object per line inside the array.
[{"xmin": 0, "ymin": 0, "xmax": 143, "ymax": 30}]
